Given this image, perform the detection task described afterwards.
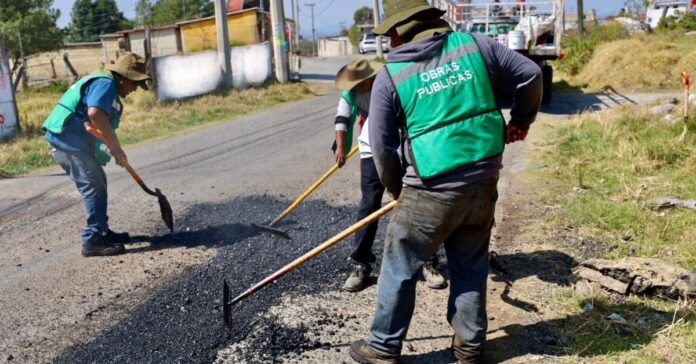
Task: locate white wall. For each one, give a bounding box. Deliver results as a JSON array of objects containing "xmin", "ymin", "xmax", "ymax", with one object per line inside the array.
[
  {"xmin": 0, "ymin": 52, "xmax": 18, "ymax": 142},
  {"xmin": 155, "ymin": 42, "xmax": 273, "ymax": 101}
]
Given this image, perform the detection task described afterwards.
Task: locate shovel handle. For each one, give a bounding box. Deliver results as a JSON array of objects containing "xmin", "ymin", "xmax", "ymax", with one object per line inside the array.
[
  {"xmin": 269, "ymin": 145, "xmax": 359, "ymax": 226},
  {"xmin": 84, "ymin": 122, "xmax": 143, "ymax": 184}
]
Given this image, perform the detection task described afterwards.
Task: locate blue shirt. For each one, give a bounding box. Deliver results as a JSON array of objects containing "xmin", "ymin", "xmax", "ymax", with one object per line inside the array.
[{"xmin": 45, "ymin": 78, "xmax": 119, "ymax": 153}]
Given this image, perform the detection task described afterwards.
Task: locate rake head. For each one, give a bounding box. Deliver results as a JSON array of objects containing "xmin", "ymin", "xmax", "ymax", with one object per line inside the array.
[{"xmin": 250, "ymin": 223, "xmax": 291, "ymax": 240}]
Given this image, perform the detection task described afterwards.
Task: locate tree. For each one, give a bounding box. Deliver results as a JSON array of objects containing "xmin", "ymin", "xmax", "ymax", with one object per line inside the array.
[
  {"xmin": 150, "ymin": 0, "xmax": 215, "ymax": 26},
  {"xmin": 135, "ymin": 0, "xmax": 154, "ymax": 27},
  {"xmin": 66, "ymin": 0, "xmax": 129, "ymax": 43},
  {"xmin": 623, "ymin": 0, "xmax": 651, "ymax": 19},
  {"xmin": 353, "ymin": 6, "xmax": 373, "ymax": 25},
  {"xmin": 0, "ymin": 0, "xmax": 64, "ymax": 62}
]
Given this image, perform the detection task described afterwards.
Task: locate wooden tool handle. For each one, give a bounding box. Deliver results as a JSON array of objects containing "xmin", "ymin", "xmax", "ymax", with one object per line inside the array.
[
  {"xmin": 231, "ymin": 200, "xmax": 397, "ymax": 305},
  {"xmin": 84, "ymin": 122, "xmax": 143, "ymax": 183},
  {"xmin": 270, "ymin": 145, "xmax": 359, "ymax": 226}
]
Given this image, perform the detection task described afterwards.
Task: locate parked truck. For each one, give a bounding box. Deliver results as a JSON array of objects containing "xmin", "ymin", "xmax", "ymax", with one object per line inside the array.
[{"xmin": 442, "ymin": 0, "xmax": 565, "ymax": 104}]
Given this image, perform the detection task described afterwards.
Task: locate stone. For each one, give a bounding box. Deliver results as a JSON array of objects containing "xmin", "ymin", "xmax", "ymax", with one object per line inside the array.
[
  {"xmin": 576, "ymin": 258, "xmax": 696, "ymax": 299},
  {"xmin": 655, "ymin": 196, "xmax": 696, "ymax": 210},
  {"xmin": 649, "ymin": 103, "xmax": 675, "ymax": 116},
  {"xmin": 662, "ymin": 114, "xmax": 678, "ymax": 125}
]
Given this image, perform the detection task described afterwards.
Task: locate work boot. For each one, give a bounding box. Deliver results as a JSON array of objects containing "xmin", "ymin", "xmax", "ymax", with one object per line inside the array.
[
  {"xmin": 342, "ymin": 264, "xmax": 371, "ymax": 292},
  {"xmin": 349, "ymin": 340, "xmax": 400, "ymax": 364},
  {"xmin": 452, "ymin": 335, "xmax": 483, "ymax": 364},
  {"xmin": 423, "ymin": 259, "xmax": 447, "ymax": 289},
  {"xmin": 106, "ymin": 229, "xmax": 131, "ymax": 244},
  {"xmin": 82, "ymin": 236, "xmax": 125, "ymax": 257}
]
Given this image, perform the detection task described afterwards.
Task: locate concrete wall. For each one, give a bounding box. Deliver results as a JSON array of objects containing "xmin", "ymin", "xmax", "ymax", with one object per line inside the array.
[
  {"xmin": 155, "ymin": 42, "xmax": 272, "ymax": 101},
  {"xmin": 318, "ymin": 37, "xmax": 356, "ymax": 57},
  {"xmin": 0, "ymin": 50, "xmax": 19, "ymax": 141},
  {"xmin": 180, "ymin": 9, "xmax": 260, "ymax": 52},
  {"xmin": 24, "ymin": 43, "xmax": 106, "ymax": 86}
]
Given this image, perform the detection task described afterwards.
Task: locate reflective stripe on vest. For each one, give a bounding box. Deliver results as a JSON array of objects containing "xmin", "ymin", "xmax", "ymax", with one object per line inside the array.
[{"xmin": 386, "ymin": 32, "xmax": 505, "ymax": 179}]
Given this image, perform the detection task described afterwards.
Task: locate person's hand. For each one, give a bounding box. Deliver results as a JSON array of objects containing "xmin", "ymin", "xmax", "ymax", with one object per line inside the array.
[
  {"xmin": 390, "ymin": 192, "xmax": 399, "ymax": 200},
  {"xmin": 335, "ymin": 149, "xmax": 346, "ymax": 167},
  {"xmin": 505, "ymin": 124, "xmax": 529, "ymax": 144},
  {"xmin": 110, "ymin": 146, "xmax": 128, "ymax": 167}
]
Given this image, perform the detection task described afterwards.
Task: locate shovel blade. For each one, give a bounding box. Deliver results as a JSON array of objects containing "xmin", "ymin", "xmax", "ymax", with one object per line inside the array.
[
  {"xmin": 155, "ymin": 188, "xmax": 174, "ymax": 233},
  {"xmin": 251, "ymin": 223, "xmax": 291, "ymax": 240}
]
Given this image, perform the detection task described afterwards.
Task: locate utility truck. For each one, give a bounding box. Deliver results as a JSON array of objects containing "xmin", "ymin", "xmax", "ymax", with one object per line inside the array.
[{"xmin": 441, "ymin": 0, "xmax": 565, "ymax": 104}]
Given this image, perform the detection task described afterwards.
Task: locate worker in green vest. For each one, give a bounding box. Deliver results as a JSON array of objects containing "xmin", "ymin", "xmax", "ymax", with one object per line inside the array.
[
  {"xmin": 349, "ymin": 1, "xmax": 542, "ymax": 363},
  {"xmin": 43, "ymin": 53, "xmax": 150, "ymax": 257},
  {"xmin": 333, "ymin": 59, "xmax": 446, "ymax": 292}
]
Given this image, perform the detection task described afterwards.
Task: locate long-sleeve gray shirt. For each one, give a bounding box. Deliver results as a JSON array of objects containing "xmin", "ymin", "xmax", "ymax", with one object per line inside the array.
[{"xmin": 368, "ymin": 33, "xmax": 542, "ymax": 197}]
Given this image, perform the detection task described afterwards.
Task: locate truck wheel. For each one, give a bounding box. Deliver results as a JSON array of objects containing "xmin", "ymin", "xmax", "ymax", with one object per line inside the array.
[{"xmin": 541, "ymin": 65, "xmax": 553, "ymax": 105}]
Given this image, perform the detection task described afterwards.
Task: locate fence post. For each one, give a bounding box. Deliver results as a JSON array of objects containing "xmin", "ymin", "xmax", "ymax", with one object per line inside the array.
[{"xmin": 62, "ymin": 51, "xmax": 79, "ymax": 82}]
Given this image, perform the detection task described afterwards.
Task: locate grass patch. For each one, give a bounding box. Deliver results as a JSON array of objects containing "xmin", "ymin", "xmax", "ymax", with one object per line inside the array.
[
  {"xmin": 531, "ymin": 105, "xmax": 696, "ymax": 268},
  {"xmin": 522, "ymin": 106, "xmax": 696, "ymax": 363},
  {"xmin": 555, "ymin": 26, "xmax": 696, "ymax": 92},
  {"xmin": 0, "ymin": 83, "xmax": 316, "ymax": 176}
]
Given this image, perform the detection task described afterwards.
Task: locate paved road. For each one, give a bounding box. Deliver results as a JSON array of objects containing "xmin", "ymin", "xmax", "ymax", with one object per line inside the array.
[{"xmin": 0, "ymin": 54, "xmax": 678, "ymax": 363}]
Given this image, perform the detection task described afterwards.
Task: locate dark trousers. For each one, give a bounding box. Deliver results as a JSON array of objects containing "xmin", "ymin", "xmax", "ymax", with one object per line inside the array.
[
  {"xmin": 367, "ymin": 179, "xmax": 498, "ymax": 358},
  {"xmin": 350, "ymin": 157, "xmax": 385, "ymax": 266}
]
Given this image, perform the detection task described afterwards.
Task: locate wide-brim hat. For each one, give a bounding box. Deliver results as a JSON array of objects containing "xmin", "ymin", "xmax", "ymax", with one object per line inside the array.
[
  {"xmin": 374, "ymin": 0, "xmax": 446, "ymax": 35},
  {"xmin": 106, "ymin": 52, "xmax": 151, "ymax": 90},
  {"xmin": 335, "ymin": 59, "xmax": 383, "ymax": 91}
]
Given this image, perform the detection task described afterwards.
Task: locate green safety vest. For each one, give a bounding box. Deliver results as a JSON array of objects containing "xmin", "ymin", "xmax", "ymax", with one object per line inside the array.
[
  {"xmin": 332, "ymin": 89, "xmax": 359, "ymax": 154},
  {"xmin": 385, "ymin": 32, "xmax": 505, "ymax": 179},
  {"xmin": 43, "ymin": 71, "xmax": 122, "ymax": 165}
]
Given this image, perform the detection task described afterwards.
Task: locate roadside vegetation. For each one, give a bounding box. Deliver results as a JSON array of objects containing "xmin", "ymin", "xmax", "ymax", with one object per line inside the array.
[
  {"xmin": 556, "ymin": 21, "xmax": 696, "ymax": 92},
  {"xmin": 0, "ymin": 82, "xmax": 316, "ymax": 176},
  {"xmin": 520, "ymin": 105, "xmax": 696, "ymax": 362}
]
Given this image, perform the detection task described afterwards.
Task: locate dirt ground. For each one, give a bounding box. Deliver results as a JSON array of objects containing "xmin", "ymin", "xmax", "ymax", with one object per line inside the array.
[{"xmin": 0, "ymin": 61, "xmax": 676, "ymax": 363}]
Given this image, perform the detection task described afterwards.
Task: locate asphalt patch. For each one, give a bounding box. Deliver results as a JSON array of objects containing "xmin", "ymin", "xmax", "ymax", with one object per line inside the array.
[{"xmin": 53, "ymin": 195, "xmax": 387, "ymax": 363}]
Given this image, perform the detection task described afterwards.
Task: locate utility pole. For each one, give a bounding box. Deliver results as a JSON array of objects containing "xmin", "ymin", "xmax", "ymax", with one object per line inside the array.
[
  {"xmin": 577, "ymin": 0, "xmax": 584, "ymax": 36},
  {"xmin": 214, "ymin": 0, "xmax": 232, "ymax": 87},
  {"xmin": 306, "ymin": 2, "xmax": 317, "ymax": 57},
  {"xmin": 270, "ymin": 0, "xmax": 289, "ymax": 82},
  {"xmin": 372, "ymin": 0, "xmax": 383, "ymax": 58},
  {"xmin": 292, "ymin": 0, "xmax": 300, "ymax": 51}
]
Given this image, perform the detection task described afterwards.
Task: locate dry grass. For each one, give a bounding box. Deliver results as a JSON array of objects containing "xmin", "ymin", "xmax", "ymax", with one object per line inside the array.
[
  {"xmin": 560, "ymin": 30, "xmax": 696, "ymax": 92},
  {"xmin": 0, "ymin": 83, "xmax": 316, "ymax": 176}
]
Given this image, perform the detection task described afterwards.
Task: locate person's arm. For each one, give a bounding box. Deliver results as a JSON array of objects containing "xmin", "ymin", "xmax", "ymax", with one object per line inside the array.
[
  {"xmin": 88, "ymin": 107, "xmax": 127, "ymax": 166},
  {"xmin": 472, "ymin": 34, "xmax": 542, "ymax": 143},
  {"xmin": 84, "ymin": 79, "xmax": 127, "ymax": 166},
  {"xmin": 334, "ymin": 97, "xmax": 351, "ymax": 167},
  {"xmin": 369, "ymin": 70, "xmax": 403, "ymax": 198}
]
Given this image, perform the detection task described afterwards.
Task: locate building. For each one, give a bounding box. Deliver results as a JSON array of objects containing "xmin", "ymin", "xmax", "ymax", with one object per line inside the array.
[
  {"xmin": 646, "ymin": 1, "xmax": 696, "ymax": 29},
  {"xmin": 178, "ymin": 8, "xmax": 268, "ymax": 52},
  {"xmin": 118, "ymin": 25, "xmax": 183, "ymax": 58},
  {"xmin": 228, "ymin": 0, "xmax": 270, "ymax": 12},
  {"xmin": 318, "ymin": 37, "xmax": 356, "ymax": 57}
]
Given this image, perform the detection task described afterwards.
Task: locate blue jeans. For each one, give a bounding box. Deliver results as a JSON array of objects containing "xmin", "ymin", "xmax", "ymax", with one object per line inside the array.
[
  {"xmin": 367, "ymin": 178, "xmax": 498, "ymax": 358},
  {"xmin": 52, "ymin": 148, "xmax": 109, "ymax": 245}
]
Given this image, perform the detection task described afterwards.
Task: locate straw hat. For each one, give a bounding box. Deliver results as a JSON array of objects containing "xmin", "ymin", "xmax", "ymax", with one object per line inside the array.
[
  {"xmin": 106, "ymin": 52, "xmax": 151, "ymax": 90},
  {"xmin": 373, "ymin": 0, "xmax": 446, "ymax": 35},
  {"xmin": 335, "ymin": 59, "xmax": 383, "ymax": 91}
]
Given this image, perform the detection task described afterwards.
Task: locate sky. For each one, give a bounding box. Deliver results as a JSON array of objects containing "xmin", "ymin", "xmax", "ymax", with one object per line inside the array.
[{"xmin": 54, "ymin": 0, "xmax": 626, "ymax": 37}]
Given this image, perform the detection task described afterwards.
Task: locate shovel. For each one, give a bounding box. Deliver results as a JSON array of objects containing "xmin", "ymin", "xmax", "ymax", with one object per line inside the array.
[
  {"xmin": 85, "ymin": 123, "xmax": 174, "ymax": 233},
  {"xmin": 252, "ymin": 145, "xmax": 359, "ymax": 239},
  {"xmin": 224, "ymin": 200, "xmax": 396, "ymax": 327}
]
